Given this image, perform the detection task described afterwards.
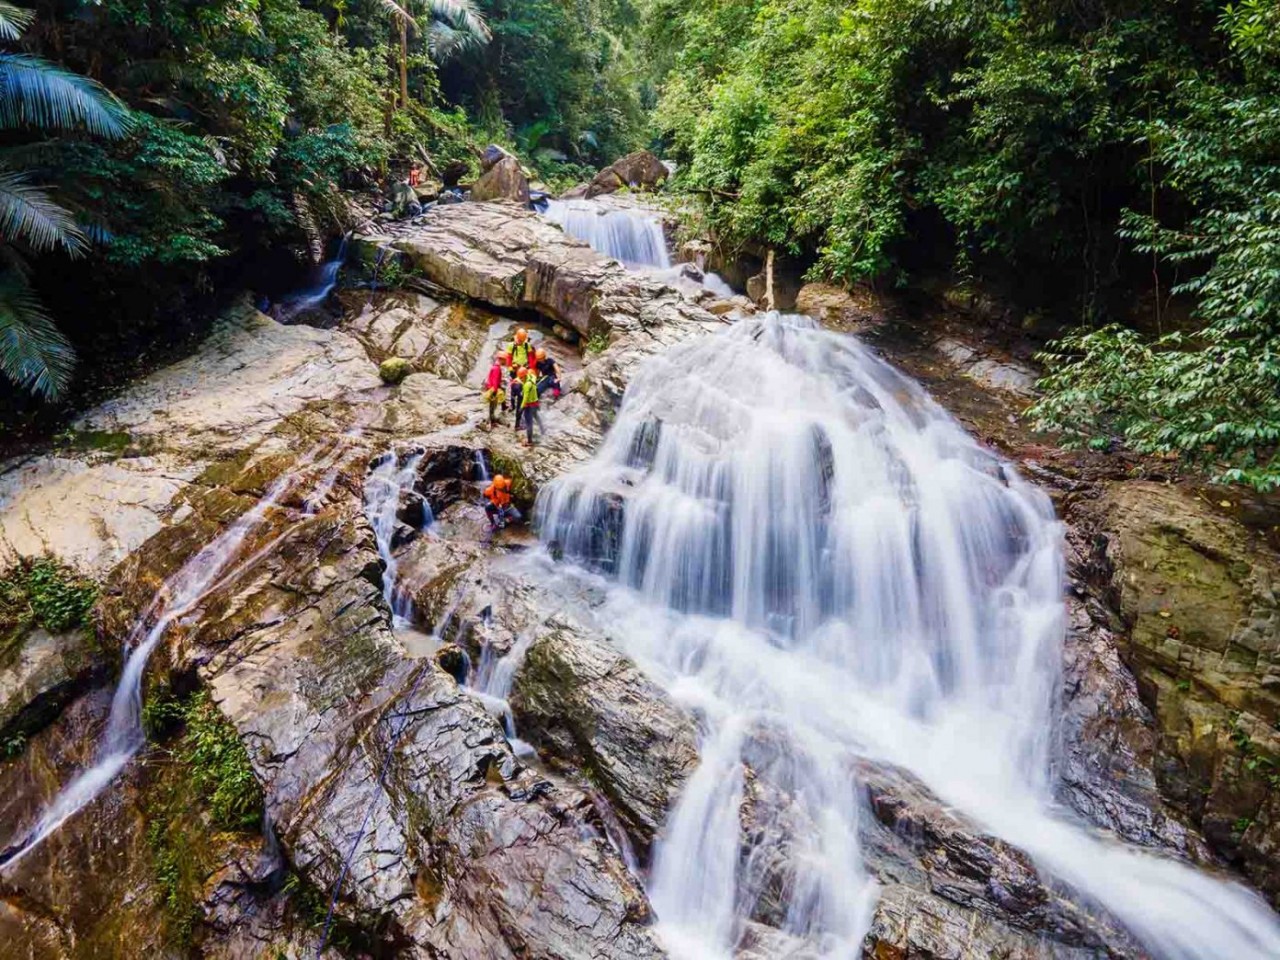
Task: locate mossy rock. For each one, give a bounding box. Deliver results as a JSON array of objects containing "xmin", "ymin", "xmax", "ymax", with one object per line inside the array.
[
  {"xmin": 487, "ymin": 451, "xmax": 536, "ymax": 508},
  {"xmin": 379, "ymin": 357, "xmax": 413, "ymax": 385}
]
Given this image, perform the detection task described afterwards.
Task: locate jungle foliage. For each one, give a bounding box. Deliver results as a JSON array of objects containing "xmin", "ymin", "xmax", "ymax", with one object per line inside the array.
[
  {"xmin": 0, "ymin": 0, "xmax": 644, "ymax": 406},
  {"xmin": 645, "ymin": 0, "xmax": 1280, "ymax": 488}
]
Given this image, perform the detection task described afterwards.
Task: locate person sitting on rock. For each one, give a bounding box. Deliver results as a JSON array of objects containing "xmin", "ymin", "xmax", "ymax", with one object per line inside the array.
[
  {"xmin": 483, "ymin": 353, "xmax": 506, "ymax": 427},
  {"xmin": 483, "ymin": 475, "xmax": 520, "ymax": 529},
  {"xmin": 534, "ymin": 348, "xmax": 561, "ymax": 400},
  {"xmin": 519, "ymin": 366, "xmax": 544, "ymax": 446}
]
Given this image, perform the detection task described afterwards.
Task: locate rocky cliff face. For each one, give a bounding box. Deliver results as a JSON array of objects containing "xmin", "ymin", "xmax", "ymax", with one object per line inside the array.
[{"xmin": 0, "ymin": 199, "xmax": 1277, "ymax": 959}]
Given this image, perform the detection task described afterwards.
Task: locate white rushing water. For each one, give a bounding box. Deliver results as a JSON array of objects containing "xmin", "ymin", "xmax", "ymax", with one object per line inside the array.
[
  {"xmin": 544, "ymin": 197, "xmax": 736, "ymax": 298},
  {"xmin": 536, "ymin": 312, "xmax": 1280, "ymax": 960},
  {"xmin": 364, "ymin": 449, "xmax": 428, "ymax": 628},
  {"xmin": 543, "ymin": 198, "xmax": 672, "ymax": 268},
  {"xmin": 1, "ymin": 453, "xmax": 322, "ymax": 872}
]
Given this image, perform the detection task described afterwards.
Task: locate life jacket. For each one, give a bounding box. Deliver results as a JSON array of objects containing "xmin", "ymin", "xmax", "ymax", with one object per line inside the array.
[
  {"xmin": 509, "ymin": 341, "xmax": 532, "ymax": 368},
  {"xmin": 484, "ymin": 482, "xmax": 511, "ymax": 508},
  {"xmin": 521, "ymin": 375, "xmax": 540, "ymax": 408}
]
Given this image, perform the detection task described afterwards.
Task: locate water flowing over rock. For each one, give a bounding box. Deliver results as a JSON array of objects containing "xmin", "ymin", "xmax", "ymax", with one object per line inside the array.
[
  {"xmin": 537, "ymin": 312, "xmax": 1280, "ymax": 959},
  {"xmin": 5, "ymin": 197, "xmax": 1280, "ymax": 959}
]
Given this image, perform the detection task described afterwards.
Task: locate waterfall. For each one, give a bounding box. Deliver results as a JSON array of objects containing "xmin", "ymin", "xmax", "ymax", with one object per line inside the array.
[
  {"xmin": 543, "ymin": 199, "xmax": 672, "ymax": 268},
  {"xmin": 537, "ymin": 313, "xmax": 1280, "ymax": 960},
  {"xmin": 1, "ymin": 455, "xmax": 321, "ymax": 872},
  {"xmin": 275, "ymin": 235, "xmax": 348, "ymax": 323},
  {"xmin": 364, "ymin": 449, "xmax": 428, "ymax": 628}
]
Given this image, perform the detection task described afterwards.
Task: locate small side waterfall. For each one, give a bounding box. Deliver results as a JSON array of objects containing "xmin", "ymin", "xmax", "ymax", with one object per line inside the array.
[
  {"xmin": 274, "ymin": 235, "xmax": 349, "ymax": 323},
  {"xmin": 537, "ymin": 313, "xmax": 1280, "ymax": 960},
  {"xmin": 364, "ymin": 449, "xmax": 429, "ymax": 628},
  {"xmin": 543, "ymin": 199, "xmax": 671, "ymax": 268},
  {"xmin": 1, "ymin": 453, "xmax": 323, "ymax": 872}
]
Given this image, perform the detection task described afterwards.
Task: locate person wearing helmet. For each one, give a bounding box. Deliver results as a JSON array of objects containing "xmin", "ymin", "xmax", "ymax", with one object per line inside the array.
[
  {"xmin": 520, "ymin": 363, "xmax": 544, "ymax": 445},
  {"xmin": 510, "ymin": 365, "xmax": 527, "ymax": 434},
  {"xmin": 507, "ymin": 327, "xmax": 533, "ymax": 371},
  {"xmin": 482, "ymin": 352, "xmax": 505, "ymax": 427},
  {"xmin": 483, "ymin": 475, "xmax": 520, "ymax": 529},
  {"xmin": 534, "ymin": 347, "xmax": 561, "ymax": 400}
]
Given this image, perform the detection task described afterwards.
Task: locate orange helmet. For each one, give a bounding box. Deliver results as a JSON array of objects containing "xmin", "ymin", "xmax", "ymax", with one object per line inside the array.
[
  {"xmin": 514, "ymin": 328, "xmax": 528, "ymax": 344},
  {"xmin": 535, "ymin": 349, "xmax": 547, "ymax": 361},
  {"xmin": 516, "ymin": 366, "xmax": 528, "ymax": 380},
  {"xmin": 494, "ymin": 475, "xmax": 510, "ymax": 489},
  {"xmin": 498, "ymin": 351, "xmax": 511, "ymax": 366}
]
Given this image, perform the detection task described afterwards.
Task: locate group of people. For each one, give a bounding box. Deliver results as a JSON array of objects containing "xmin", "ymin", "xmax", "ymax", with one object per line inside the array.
[
  {"xmin": 482, "ymin": 327, "xmax": 561, "ymax": 445},
  {"xmin": 479, "ymin": 327, "xmax": 563, "ymax": 532}
]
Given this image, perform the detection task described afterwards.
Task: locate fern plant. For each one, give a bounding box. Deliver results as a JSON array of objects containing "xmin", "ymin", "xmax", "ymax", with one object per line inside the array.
[
  {"xmin": 0, "ymin": 2, "xmax": 129, "ymax": 399},
  {"xmin": 380, "ymin": 0, "xmax": 490, "ymax": 108}
]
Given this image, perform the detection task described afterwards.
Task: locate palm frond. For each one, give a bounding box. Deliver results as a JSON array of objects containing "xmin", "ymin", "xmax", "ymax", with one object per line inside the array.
[
  {"xmin": 427, "ymin": 20, "xmax": 484, "ymax": 62},
  {"xmin": 0, "ymin": 53, "xmax": 131, "ymax": 138},
  {"xmin": 378, "ymin": 0, "xmax": 416, "ymax": 26},
  {"xmin": 0, "ymin": 170, "xmax": 87, "ymax": 254},
  {"xmin": 0, "ymin": 2, "xmax": 35, "ymax": 42},
  {"xmin": 0, "ymin": 267, "xmax": 74, "ymax": 399},
  {"xmin": 424, "ymin": 0, "xmax": 490, "ymax": 43}
]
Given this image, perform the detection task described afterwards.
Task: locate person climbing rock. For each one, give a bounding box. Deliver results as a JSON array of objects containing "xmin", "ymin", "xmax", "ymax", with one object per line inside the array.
[
  {"xmin": 483, "ymin": 353, "xmax": 505, "ymax": 427},
  {"xmin": 507, "ymin": 327, "xmax": 533, "ymax": 371},
  {"xmin": 535, "ymin": 348, "xmax": 561, "ymax": 400},
  {"xmin": 483, "ymin": 475, "xmax": 520, "ymax": 529},
  {"xmin": 520, "ymin": 365, "xmax": 544, "ymax": 446}
]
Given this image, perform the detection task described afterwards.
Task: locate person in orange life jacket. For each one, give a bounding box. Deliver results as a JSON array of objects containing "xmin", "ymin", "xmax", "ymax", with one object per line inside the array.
[
  {"xmin": 482, "ymin": 352, "xmax": 507, "ymax": 427},
  {"xmin": 519, "ymin": 366, "xmax": 544, "ymax": 446},
  {"xmin": 483, "ymin": 475, "xmax": 520, "ymax": 528},
  {"xmin": 509, "ymin": 365, "xmax": 526, "ymax": 434},
  {"xmin": 534, "ymin": 348, "xmax": 561, "ymax": 399}
]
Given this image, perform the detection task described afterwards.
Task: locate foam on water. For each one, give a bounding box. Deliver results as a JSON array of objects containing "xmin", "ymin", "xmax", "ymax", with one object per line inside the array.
[{"xmin": 537, "ymin": 312, "xmax": 1280, "ymax": 959}]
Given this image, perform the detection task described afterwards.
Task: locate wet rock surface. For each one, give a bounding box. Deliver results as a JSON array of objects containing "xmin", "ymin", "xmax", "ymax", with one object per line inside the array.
[{"xmin": 3, "ymin": 198, "xmax": 1280, "ymax": 959}]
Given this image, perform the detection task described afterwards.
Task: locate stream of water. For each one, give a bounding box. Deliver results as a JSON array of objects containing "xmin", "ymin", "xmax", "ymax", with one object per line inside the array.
[
  {"xmin": 0, "ymin": 447, "xmax": 331, "ymax": 872},
  {"xmin": 534, "ymin": 205, "xmax": 1280, "ymax": 958}
]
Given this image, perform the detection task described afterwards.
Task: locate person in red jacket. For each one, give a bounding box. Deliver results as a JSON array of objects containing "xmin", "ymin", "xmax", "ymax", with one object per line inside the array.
[{"xmin": 482, "ymin": 352, "xmax": 507, "ymax": 427}]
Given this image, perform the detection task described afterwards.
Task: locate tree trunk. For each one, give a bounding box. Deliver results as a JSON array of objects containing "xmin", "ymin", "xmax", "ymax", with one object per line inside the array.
[{"xmin": 399, "ymin": 18, "xmax": 409, "ymax": 109}]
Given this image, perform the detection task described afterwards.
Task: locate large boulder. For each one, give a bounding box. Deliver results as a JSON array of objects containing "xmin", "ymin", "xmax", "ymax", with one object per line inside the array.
[
  {"xmin": 586, "ymin": 151, "xmax": 668, "ymax": 199},
  {"xmin": 469, "ymin": 155, "xmax": 531, "ymax": 205},
  {"xmin": 1097, "ymin": 481, "xmax": 1280, "ymax": 903},
  {"xmin": 795, "ymin": 282, "xmax": 883, "ymax": 333},
  {"xmin": 365, "ymin": 201, "xmax": 720, "ymax": 344}
]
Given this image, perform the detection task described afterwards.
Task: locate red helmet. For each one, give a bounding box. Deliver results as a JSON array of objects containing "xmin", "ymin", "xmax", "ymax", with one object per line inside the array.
[{"xmin": 498, "ymin": 351, "xmax": 511, "ymax": 366}]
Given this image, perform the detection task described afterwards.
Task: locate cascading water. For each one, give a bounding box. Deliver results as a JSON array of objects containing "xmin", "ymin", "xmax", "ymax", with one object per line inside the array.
[
  {"xmin": 543, "ymin": 197, "xmax": 737, "ymax": 298},
  {"xmin": 543, "ymin": 199, "xmax": 672, "ymax": 268},
  {"xmin": 0, "ymin": 455, "xmax": 321, "ymax": 872},
  {"xmin": 274, "ymin": 235, "xmax": 349, "ymax": 323},
  {"xmin": 364, "ymin": 449, "xmax": 428, "ymax": 628},
  {"xmin": 537, "ymin": 312, "xmax": 1280, "ymax": 960}
]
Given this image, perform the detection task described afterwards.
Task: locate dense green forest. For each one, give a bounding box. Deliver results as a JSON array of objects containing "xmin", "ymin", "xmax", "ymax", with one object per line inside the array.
[{"xmin": 2, "ymin": 0, "xmax": 1280, "ymax": 489}]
